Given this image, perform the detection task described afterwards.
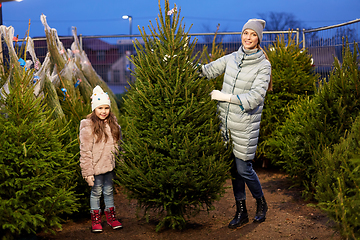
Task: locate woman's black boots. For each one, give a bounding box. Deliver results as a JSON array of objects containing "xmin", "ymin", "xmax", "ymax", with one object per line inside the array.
[
  {"xmin": 228, "ymin": 200, "xmax": 249, "ymax": 228},
  {"xmin": 253, "ymin": 196, "xmax": 268, "ymax": 223},
  {"xmin": 228, "ymin": 197, "xmax": 267, "ymax": 228}
]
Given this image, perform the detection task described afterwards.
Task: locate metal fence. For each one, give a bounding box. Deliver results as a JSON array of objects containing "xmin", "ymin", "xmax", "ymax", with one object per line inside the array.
[
  {"xmin": 303, "ymin": 19, "xmax": 360, "ymax": 78},
  {"xmin": 26, "ymin": 19, "xmax": 360, "ymax": 94}
]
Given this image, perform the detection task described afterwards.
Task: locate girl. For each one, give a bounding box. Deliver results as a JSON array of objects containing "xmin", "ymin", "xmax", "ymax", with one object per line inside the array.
[
  {"xmin": 79, "ymin": 85, "xmax": 122, "ymax": 233},
  {"xmin": 200, "ymin": 19, "xmax": 271, "ymax": 228}
]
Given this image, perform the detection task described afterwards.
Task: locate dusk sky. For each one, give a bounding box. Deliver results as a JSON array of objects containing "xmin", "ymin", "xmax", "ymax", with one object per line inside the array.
[{"xmin": 2, "ymin": 0, "xmax": 359, "ymax": 38}]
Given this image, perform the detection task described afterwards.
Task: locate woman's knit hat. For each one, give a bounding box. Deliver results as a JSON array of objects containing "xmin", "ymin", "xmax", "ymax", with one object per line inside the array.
[
  {"xmin": 242, "ymin": 19, "xmax": 266, "ymax": 43},
  {"xmin": 91, "ymin": 85, "xmax": 111, "ymax": 111}
]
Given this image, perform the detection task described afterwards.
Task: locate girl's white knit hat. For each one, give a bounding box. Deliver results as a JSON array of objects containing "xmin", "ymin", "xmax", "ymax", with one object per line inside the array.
[
  {"xmin": 91, "ymin": 85, "xmax": 111, "ymax": 111},
  {"xmin": 242, "ymin": 19, "xmax": 266, "ymax": 43}
]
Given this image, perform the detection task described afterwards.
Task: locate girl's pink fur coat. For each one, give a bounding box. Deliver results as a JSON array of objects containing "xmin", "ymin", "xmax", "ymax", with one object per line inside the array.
[{"xmin": 79, "ymin": 119, "xmax": 119, "ymax": 177}]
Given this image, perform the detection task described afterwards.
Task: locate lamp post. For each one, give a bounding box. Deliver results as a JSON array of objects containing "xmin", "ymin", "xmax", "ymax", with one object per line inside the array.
[{"xmin": 122, "ymin": 15, "xmax": 133, "ymax": 38}]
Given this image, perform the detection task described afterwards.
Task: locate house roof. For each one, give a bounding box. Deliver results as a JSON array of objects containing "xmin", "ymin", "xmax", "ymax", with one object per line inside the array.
[
  {"xmin": 82, "ymin": 38, "xmax": 116, "ymax": 51},
  {"xmin": 31, "ymin": 36, "xmax": 117, "ymax": 52}
]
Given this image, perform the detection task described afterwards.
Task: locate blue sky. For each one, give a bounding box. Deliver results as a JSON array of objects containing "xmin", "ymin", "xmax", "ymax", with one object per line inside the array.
[{"xmin": 2, "ymin": 0, "xmax": 360, "ymax": 38}]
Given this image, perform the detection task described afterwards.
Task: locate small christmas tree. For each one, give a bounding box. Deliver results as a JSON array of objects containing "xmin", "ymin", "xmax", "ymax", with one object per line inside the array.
[
  {"xmin": 314, "ymin": 113, "xmax": 360, "ymax": 239},
  {"xmin": 269, "ymin": 40, "xmax": 360, "ymax": 194},
  {"xmin": 0, "ymin": 66, "xmax": 79, "ymax": 239},
  {"xmin": 258, "ymin": 34, "xmax": 319, "ymax": 165},
  {"xmin": 116, "ymin": 0, "xmax": 232, "ymax": 231}
]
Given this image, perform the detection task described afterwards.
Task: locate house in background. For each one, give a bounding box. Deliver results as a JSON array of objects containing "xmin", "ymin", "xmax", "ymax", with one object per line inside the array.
[
  {"xmin": 107, "ymin": 39, "xmax": 143, "ymax": 86},
  {"xmin": 82, "ymin": 38, "xmax": 120, "ymax": 83},
  {"xmin": 107, "ymin": 49, "xmax": 133, "ymax": 85},
  {"xmin": 32, "ymin": 37, "xmax": 120, "ymax": 84},
  {"xmin": 108, "ymin": 38, "xmax": 144, "ymax": 86},
  {"xmin": 33, "ymin": 37, "xmax": 73, "ymax": 63}
]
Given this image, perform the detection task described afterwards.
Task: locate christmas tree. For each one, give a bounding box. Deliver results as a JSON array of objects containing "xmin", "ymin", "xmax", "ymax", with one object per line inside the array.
[
  {"xmin": 116, "ymin": 0, "xmax": 232, "ymax": 231},
  {"xmin": 269, "ymin": 41, "xmax": 360, "ymax": 194},
  {"xmin": 314, "ymin": 113, "xmax": 360, "ymax": 239},
  {"xmin": 0, "ymin": 16, "xmax": 122, "ymax": 226},
  {"xmin": 257, "ymin": 34, "xmax": 319, "ymax": 166},
  {"xmin": 0, "ymin": 65, "xmax": 79, "ymax": 239}
]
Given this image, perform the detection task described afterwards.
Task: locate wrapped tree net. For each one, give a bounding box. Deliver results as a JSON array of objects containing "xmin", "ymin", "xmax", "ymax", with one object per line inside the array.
[
  {"xmin": 71, "ymin": 27, "xmax": 120, "ymax": 117},
  {"xmin": 0, "ymin": 26, "xmax": 24, "ymax": 80},
  {"xmin": 2, "ymin": 14, "xmax": 120, "ymax": 122}
]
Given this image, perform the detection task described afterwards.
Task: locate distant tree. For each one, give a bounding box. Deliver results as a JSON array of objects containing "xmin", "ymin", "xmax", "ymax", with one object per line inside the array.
[
  {"xmin": 257, "ymin": 12, "xmax": 305, "ymax": 47},
  {"xmin": 258, "ymin": 12, "xmax": 304, "ymax": 31},
  {"xmin": 334, "ymin": 27, "xmax": 358, "ymax": 44},
  {"xmin": 201, "ymin": 23, "xmax": 225, "ymax": 44},
  {"xmin": 308, "ymin": 27, "xmax": 357, "ymax": 49}
]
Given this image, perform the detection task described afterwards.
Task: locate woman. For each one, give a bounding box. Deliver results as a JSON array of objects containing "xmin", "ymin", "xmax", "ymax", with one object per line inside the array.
[{"xmin": 200, "ymin": 19, "xmax": 271, "ymax": 228}]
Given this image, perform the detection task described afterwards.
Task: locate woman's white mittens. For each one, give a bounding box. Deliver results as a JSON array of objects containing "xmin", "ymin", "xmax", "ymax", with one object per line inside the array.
[{"xmin": 210, "ymin": 90, "xmax": 231, "ymax": 102}]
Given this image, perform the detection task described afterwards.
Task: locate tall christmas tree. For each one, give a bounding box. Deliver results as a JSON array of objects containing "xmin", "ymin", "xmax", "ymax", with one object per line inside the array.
[{"xmin": 116, "ymin": 0, "xmax": 232, "ymax": 231}]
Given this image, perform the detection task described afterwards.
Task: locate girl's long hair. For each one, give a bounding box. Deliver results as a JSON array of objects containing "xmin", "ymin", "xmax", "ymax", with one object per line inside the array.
[{"xmin": 87, "ymin": 111, "xmax": 120, "ymax": 143}]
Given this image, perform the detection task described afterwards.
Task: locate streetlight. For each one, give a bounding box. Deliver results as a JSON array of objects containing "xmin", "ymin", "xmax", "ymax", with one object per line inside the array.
[
  {"xmin": 122, "ymin": 15, "xmax": 132, "ymax": 38},
  {"xmin": 0, "ymin": 0, "xmax": 23, "ymax": 25}
]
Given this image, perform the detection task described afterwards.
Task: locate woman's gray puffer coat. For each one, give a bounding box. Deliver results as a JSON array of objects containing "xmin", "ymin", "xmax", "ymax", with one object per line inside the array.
[{"xmin": 202, "ymin": 46, "xmax": 271, "ymax": 161}]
